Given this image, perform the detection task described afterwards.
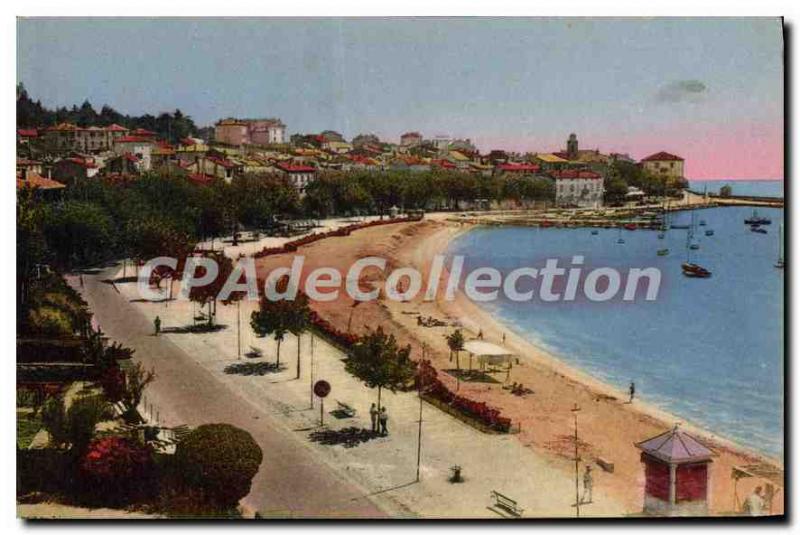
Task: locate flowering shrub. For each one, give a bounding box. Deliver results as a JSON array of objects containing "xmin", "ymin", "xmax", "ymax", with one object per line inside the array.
[
  {"xmin": 308, "ymin": 310, "xmax": 359, "ymax": 349},
  {"xmin": 416, "ymin": 360, "xmax": 511, "ymax": 433},
  {"xmin": 80, "ymin": 436, "xmax": 154, "ymax": 504}
]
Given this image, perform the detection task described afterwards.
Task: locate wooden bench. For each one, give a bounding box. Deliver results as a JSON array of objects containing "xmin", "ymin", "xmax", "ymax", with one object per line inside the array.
[
  {"xmin": 336, "ymin": 400, "xmax": 357, "ymax": 418},
  {"xmin": 490, "ymin": 490, "xmax": 524, "ymax": 517}
]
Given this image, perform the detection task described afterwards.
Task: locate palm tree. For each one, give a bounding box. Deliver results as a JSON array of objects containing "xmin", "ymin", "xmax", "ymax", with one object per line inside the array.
[{"xmin": 446, "ymin": 329, "xmax": 465, "ymax": 370}]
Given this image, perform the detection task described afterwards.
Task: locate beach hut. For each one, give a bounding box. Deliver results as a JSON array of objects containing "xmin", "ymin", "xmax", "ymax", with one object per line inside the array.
[
  {"xmin": 462, "ymin": 340, "xmax": 515, "ymax": 374},
  {"xmin": 635, "ymin": 425, "xmax": 714, "ymax": 516}
]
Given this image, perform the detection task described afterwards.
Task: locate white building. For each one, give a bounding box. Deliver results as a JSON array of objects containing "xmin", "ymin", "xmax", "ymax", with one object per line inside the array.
[
  {"xmin": 641, "ymin": 151, "xmax": 685, "ymax": 179},
  {"xmin": 113, "ymin": 135, "xmax": 155, "ymax": 171},
  {"xmin": 550, "ymin": 169, "xmax": 604, "ymax": 208}
]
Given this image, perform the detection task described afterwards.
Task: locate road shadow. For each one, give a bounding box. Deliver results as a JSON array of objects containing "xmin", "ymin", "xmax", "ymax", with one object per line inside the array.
[
  {"xmin": 308, "ymin": 427, "xmax": 381, "ymax": 448},
  {"xmin": 224, "ymin": 361, "xmax": 285, "ymax": 376}
]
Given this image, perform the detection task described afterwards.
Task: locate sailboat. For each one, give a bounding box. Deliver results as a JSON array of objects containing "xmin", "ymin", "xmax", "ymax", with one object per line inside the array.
[
  {"xmin": 745, "ymin": 209, "xmax": 771, "ymax": 225},
  {"xmin": 682, "ymin": 213, "xmax": 711, "ymax": 278},
  {"xmin": 775, "ymin": 223, "xmax": 785, "ymax": 269}
]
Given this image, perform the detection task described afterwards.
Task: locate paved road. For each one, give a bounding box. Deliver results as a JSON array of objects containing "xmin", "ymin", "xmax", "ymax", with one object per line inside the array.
[{"xmin": 72, "ymin": 265, "xmax": 388, "ymax": 518}]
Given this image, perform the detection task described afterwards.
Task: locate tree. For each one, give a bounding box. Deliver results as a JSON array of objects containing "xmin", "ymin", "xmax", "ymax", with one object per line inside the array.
[
  {"xmin": 250, "ymin": 296, "xmax": 294, "ymax": 367},
  {"xmin": 42, "ymin": 394, "xmax": 110, "ymax": 453},
  {"xmin": 345, "ymin": 327, "xmax": 416, "ymax": 411},
  {"xmin": 174, "ymin": 424, "xmax": 263, "ymax": 510},
  {"xmin": 121, "ymin": 362, "xmax": 156, "ymax": 421},
  {"xmin": 42, "ymin": 201, "xmax": 116, "ymax": 268},
  {"xmin": 446, "ymin": 329, "xmax": 465, "ymax": 370},
  {"xmin": 287, "ymin": 292, "xmax": 311, "ymax": 380},
  {"xmin": 188, "ymin": 252, "xmax": 234, "ymax": 327},
  {"xmin": 720, "ymin": 184, "xmax": 733, "ymax": 197}
]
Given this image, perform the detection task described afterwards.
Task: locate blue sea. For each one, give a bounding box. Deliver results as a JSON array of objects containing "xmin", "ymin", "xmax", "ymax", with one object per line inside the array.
[
  {"xmin": 689, "ymin": 179, "xmax": 784, "ymax": 199},
  {"xmin": 448, "ymin": 206, "xmax": 784, "ymax": 458}
]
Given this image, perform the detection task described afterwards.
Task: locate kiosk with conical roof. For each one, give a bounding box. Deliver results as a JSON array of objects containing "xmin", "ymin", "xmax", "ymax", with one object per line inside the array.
[{"xmin": 635, "ymin": 425, "xmax": 714, "ymax": 516}]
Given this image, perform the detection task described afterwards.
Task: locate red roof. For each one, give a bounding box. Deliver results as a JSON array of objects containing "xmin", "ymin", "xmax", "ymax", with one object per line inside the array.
[
  {"xmin": 64, "ymin": 157, "xmax": 98, "ymax": 169},
  {"xmin": 207, "ymin": 156, "xmax": 238, "ymax": 169},
  {"xmin": 122, "ymin": 152, "xmax": 140, "ymax": 162},
  {"xmin": 431, "ymin": 159, "xmax": 456, "ymax": 169},
  {"xmin": 180, "ymin": 137, "xmax": 197, "ymax": 146},
  {"xmin": 497, "ymin": 163, "xmax": 540, "ymax": 172},
  {"xmin": 549, "ymin": 169, "xmax": 602, "ymax": 179},
  {"xmin": 105, "ymin": 123, "xmax": 129, "ymax": 132},
  {"xmin": 131, "ymin": 128, "xmax": 156, "ymax": 137},
  {"xmin": 277, "ymin": 162, "xmax": 317, "ymax": 173},
  {"xmin": 17, "ymin": 174, "xmax": 66, "ymax": 191},
  {"xmin": 636, "ymin": 426, "xmax": 713, "ymax": 463},
  {"xmin": 17, "ymin": 129, "xmax": 38, "ymax": 137},
  {"xmin": 641, "ymin": 151, "xmax": 684, "ymax": 162}
]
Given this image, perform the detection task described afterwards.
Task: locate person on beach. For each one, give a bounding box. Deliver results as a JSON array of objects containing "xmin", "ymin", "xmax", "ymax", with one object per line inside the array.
[
  {"xmin": 744, "ymin": 486, "xmax": 765, "ymax": 516},
  {"xmin": 154, "ymin": 315, "xmax": 161, "ymax": 336},
  {"xmin": 628, "ymin": 381, "xmax": 636, "ymax": 403},
  {"xmin": 369, "ymin": 403, "xmax": 379, "ymax": 433},
  {"xmin": 79, "ymin": 274, "xmax": 84, "ymax": 287},
  {"xmin": 379, "ymin": 406, "xmax": 389, "ymax": 436},
  {"xmin": 502, "ymin": 333, "xmax": 506, "ymax": 345},
  {"xmin": 478, "ymin": 329, "xmax": 484, "ymax": 340},
  {"xmin": 582, "ymin": 465, "xmax": 594, "ymax": 503}
]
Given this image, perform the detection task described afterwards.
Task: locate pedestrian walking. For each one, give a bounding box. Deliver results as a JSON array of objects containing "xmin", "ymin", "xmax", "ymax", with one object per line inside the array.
[
  {"xmin": 478, "ymin": 329, "xmax": 484, "ymax": 340},
  {"xmin": 154, "ymin": 315, "xmax": 161, "ymax": 336},
  {"xmin": 379, "ymin": 406, "xmax": 389, "ymax": 436},
  {"xmin": 502, "ymin": 332, "xmax": 506, "ymax": 345},
  {"xmin": 628, "ymin": 382, "xmax": 636, "ymax": 403},
  {"xmin": 369, "ymin": 403, "xmax": 379, "ymax": 433},
  {"xmin": 581, "ymin": 465, "xmax": 594, "ymax": 504},
  {"xmin": 79, "ymin": 274, "xmax": 84, "ymax": 287}
]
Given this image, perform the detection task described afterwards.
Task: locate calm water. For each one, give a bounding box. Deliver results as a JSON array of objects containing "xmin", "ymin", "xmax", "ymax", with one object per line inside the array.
[
  {"xmin": 448, "ymin": 206, "xmax": 784, "ymax": 458},
  {"xmin": 689, "ymin": 179, "xmax": 784, "ymax": 198}
]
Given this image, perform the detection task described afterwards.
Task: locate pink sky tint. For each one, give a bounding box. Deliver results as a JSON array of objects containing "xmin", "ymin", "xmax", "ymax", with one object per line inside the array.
[{"xmin": 480, "ymin": 120, "xmax": 783, "ymax": 181}]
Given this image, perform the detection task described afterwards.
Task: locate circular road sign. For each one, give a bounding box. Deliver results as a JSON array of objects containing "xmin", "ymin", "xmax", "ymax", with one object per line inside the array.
[{"xmin": 314, "ymin": 380, "xmax": 331, "ymax": 398}]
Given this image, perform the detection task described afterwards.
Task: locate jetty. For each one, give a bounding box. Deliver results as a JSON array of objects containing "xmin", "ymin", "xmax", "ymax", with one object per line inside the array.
[{"xmin": 449, "ymin": 190, "xmax": 782, "ymax": 230}]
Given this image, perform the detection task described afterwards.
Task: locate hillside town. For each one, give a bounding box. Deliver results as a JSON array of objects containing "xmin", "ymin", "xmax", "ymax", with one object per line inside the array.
[{"xmin": 17, "ymin": 106, "xmax": 689, "ymax": 211}]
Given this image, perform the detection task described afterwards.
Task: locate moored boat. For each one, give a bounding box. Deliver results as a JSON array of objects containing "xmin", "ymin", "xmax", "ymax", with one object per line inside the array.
[
  {"xmin": 744, "ymin": 209, "xmax": 771, "ymax": 225},
  {"xmin": 682, "ymin": 262, "xmax": 712, "ymax": 278},
  {"xmin": 657, "ymin": 248, "xmax": 669, "ymax": 256}
]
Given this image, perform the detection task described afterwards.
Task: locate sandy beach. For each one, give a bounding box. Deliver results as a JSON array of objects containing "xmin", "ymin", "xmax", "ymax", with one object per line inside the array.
[{"xmin": 253, "ymin": 216, "xmax": 784, "ymax": 516}]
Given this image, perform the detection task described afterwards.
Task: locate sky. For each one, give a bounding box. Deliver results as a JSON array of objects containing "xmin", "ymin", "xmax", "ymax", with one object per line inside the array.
[{"xmin": 17, "ymin": 17, "xmax": 784, "ymax": 179}]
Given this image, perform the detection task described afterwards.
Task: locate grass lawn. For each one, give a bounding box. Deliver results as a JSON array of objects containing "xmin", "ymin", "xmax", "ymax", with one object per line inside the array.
[{"xmin": 17, "ymin": 410, "xmax": 43, "ymax": 449}]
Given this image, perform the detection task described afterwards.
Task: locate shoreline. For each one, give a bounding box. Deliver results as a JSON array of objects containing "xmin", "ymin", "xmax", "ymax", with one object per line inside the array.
[
  {"xmin": 424, "ymin": 222, "xmax": 783, "ymax": 467},
  {"xmin": 252, "ymin": 215, "xmax": 784, "ymax": 514}
]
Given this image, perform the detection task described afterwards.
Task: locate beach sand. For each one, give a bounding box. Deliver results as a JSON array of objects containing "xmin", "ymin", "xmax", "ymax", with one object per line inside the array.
[{"xmin": 254, "ymin": 216, "xmax": 784, "ymax": 516}]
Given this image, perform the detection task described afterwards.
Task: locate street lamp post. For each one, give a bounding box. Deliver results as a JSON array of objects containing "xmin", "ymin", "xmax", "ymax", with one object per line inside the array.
[
  {"xmin": 310, "ymin": 332, "xmax": 315, "ymax": 409},
  {"xmin": 415, "ymin": 343, "xmax": 427, "ymax": 483},
  {"xmin": 237, "ymin": 300, "xmax": 241, "ymax": 359},
  {"xmin": 571, "ymin": 403, "xmax": 581, "ymax": 518}
]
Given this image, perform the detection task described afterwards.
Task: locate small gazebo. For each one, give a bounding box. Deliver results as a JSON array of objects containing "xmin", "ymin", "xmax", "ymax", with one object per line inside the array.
[{"xmin": 635, "ymin": 425, "xmax": 715, "ymax": 516}]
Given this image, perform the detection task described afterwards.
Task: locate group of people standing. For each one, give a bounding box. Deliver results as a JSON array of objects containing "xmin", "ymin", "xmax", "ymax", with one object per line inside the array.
[{"xmin": 369, "ymin": 403, "xmax": 389, "ymax": 435}]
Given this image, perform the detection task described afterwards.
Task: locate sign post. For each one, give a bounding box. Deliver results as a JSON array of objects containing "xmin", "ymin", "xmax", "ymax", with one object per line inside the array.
[{"xmin": 314, "ymin": 380, "xmax": 331, "ymax": 426}]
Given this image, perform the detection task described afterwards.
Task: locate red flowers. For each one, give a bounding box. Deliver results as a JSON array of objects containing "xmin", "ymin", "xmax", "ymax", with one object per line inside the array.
[
  {"xmin": 416, "ymin": 360, "xmax": 511, "ymax": 433},
  {"xmin": 81, "ymin": 436, "xmax": 153, "ymax": 480},
  {"xmin": 308, "ymin": 310, "xmax": 359, "ymax": 349},
  {"xmin": 253, "ymin": 216, "xmax": 422, "ymax": 259}
]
